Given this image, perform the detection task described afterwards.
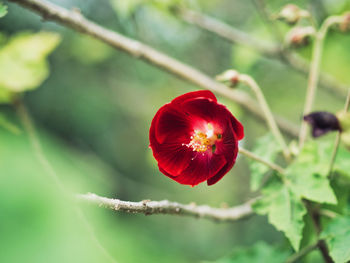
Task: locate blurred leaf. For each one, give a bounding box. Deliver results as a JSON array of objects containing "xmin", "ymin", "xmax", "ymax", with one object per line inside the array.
[
  {"xmin": 0, "ymin": 88, "xmax": 15, "ymax": 104},
  {"xmin": 0, "ymin": 2, "xmax": 7, "ymax": 18},
  {"xmin": 0, "ymin": 31, "xmax": 60, "ymax": 100},
  {"xmin": 208, "ymin": 241, "xmax": 290, "ymax": 263},
  {"xmin": 0, "ymin": 112, "xmax": 20, "ymax": 134},
  {"xmin": 321, "ymin": 216, "xmax": 350, "ymax": 263},
  {"xmin": 110, "ymin": 0, "xmax": 144, "ymax": 18},
  {"xmin": 249, "ymin": 133, "xmax": 281, "ymax": 191},
  {"xmin": 70, "ymin": 34, "xmax": 113, "ymax": 64},
  {"xmin": 232, "ymin": 45, "xmax": 259, "ymax": 71},
  {"xmin": 253, "ymin": 177, "xmax": 306, "ymax": 251}
]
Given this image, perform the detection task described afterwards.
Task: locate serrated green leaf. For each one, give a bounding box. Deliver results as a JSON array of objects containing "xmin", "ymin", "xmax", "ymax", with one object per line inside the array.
[
  {"xmin": 207, "ymin": 241, "xmax": 290, "ymax": 263},
  {"xmin": 249, "ymin": 133, "xmax": 281, "ymax": 191},
  {"xmin": 285, "ymin": 140, "xmax": 337, "ymax": 204},
  {"xmin": 0, "ymin": 113, "xmax": 20, "ymax": 134},
  {"xmin": 0, "ymin": 31, "xmax": 61, "ymax": 102},
  {"xmin": 0, "ymin": 3, "xmax": 8, "ymax": 18},
  {"xmin": 286, "ymin": 164, "xmax": 337, "ymax": 204},
  {"xmin": 321, "ymin": 216, "xmax": 350, "ymax": 263},
  {"xmin": 253, "ymin": 178, "xmax": 307, "ymax": 251}
]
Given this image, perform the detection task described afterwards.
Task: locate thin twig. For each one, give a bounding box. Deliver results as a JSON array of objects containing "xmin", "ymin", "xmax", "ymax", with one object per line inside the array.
[
  {"xmin": 175, "ymin": 7, "xmax": 279, "ymax": 57},
  {"xmin": 174, "ymin": 7, "xmax": 348, "ymax": 98},
  {"xmin": 14, "ymin": 99, "xmax": 118, "ymax": 263},
  {"xmin": 239, "ymin": 74, "xmax": 291, "ymax": 160},
  {"xmin": 328, "ymin": 89, "xmax": 350, "ymax": 176},
  {"xmin": 299, "ymin": 15, "xmax": 345, "ymax": 149},
  {"xmin": 77, "ymin": 193, "xmax": 256, "ymax": 223},
  {"xmin": 8, "ymin": 0, "xmax": 299, "ymax": 138},
  {"xmin": 239, "ymin": 147, "xmax": 285, "ymax": 174},
  {"xmin": 286, "ymin": 241, "xmax": 319, "ymax": 263},
  {"xmin": 14, "ymin": 99, "xmax": 65, "ymax": 190}
]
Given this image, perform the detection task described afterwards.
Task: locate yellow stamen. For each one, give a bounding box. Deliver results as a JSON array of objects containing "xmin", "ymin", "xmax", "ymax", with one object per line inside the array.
[{"xmin": 184, "ymin": 123, "xmax": 219, "ymax": 153}]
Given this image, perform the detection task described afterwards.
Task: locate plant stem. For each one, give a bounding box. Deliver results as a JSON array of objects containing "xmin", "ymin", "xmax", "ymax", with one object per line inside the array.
[
  {"xmin": 328, "ymin": 89, "xmax": 350, "ymax": 176},
  {"xmin": 14, "ymin": 99, "xmax": 118, "ymax": 263},
  {"xmin": 239, "ymin": 147, "xmax": 285, "ymax": 174},
  {"xmin": 304, "ymin": 201, "xmax": 333, "ymax": 263},
  {"xmin": 14, "ymin": 99, "xmax": 65, "ymax": 190},
  {"xmin": 299, "ymin": 15, "xmax": 344, "ymax": 149},
  {"xmin": 239, "ymin": 74, "xmax": 291, "ymax": 160},
  {"xmin": 286, "ymin": 241, "xmax": 319, "ymax": 263}
]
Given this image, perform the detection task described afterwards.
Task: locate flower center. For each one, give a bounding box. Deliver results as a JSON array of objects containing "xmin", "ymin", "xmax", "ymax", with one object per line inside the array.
[{"xmin": 184, "ymin": 123, "xmax": 220, "ymax": 153}]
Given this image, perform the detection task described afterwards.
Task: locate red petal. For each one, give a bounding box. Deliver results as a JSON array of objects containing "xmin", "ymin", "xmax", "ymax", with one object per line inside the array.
[
  {"xmin": 153, "ymin": 143, "xmax": 193, "ymax": 176},
  {"xmin": 150, "ymin": 114, "xmax": 192, "ymax": 176},
  {"xmin": 171, "ymin": 90, "xmax": 217, "ymax": 106},
  {"xmin": 207, "ymin": 160, "xmax": 236, "ymax": 185},
  {"xmin": 207, "ymin": 122, "xmax": 239, "ymax": 185},
  {"xmin": 171, "ymin": 153, "xmax": 226, "ymax": 186},
  {"xmin": 153, "ymin": 104, "xmax": 191, "ymax": 145},
  {"xmin": 230, "ymin": 115, "xmax": 244, "ymax": 140}
]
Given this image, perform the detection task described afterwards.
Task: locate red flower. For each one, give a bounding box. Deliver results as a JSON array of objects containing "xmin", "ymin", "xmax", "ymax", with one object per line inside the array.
[{"xmin": 149, "ymin": 90, "xmax": 244, "ymax": 186}]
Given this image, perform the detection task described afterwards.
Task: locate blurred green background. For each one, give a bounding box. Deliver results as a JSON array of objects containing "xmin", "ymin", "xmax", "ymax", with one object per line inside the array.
[{"xmin": 1, "ymin": 0, "xmax": 350, "ymax": 262}]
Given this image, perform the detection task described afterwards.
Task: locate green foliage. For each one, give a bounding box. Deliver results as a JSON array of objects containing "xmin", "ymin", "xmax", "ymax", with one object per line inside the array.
[
  {"xmin": 285, "ymin": 141, "xmax": 337, "ymax": 204},
  {"xmin": 253, "ymin": 177, "xmax": 307, "ymax": 251},
  {"xmin": 0, "ymin": 2, "xmax": 7, "ymax": 18},
  {"xmin": 321, "ymin": 216, "xmax": 350, "ymax": 263},
  {"xmin": 249, "ymin": 134, "xmax": 281, "ymax": 191},
  {"xmin": 208, "ymin": 241, "xmax": 290, "ymax": 263},
  {"xmin": 252, "ymin": 138, "xmax": 350, "ymax": 251},
  {"xmin": 0, "ymin": 32, "xmax": 60, "ymax": 103}
]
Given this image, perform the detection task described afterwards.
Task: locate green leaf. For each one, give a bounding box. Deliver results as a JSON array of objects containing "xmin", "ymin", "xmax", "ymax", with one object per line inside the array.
[
  {"xmin": 0, "ymin": 113, "xmax": 21, "ymax": 134},
  {"xmin": 208, "ymin": 241, "xmax": 290, "ymax": 263},
  {"xmin": 285, "ymin": 141, "xmax": 337, "ymax": 204},
  {"xmin": 0, "ymin": 3, "xmax": 8, "ymax": 18},
  {"xmin": 253, "ymin": 177, "xmax": 307, "ymax": 251},
  {"xmin": 249, "ymin": 134, "xmax": 281, "ymax": 191},
  {"xmin": 321, "ymin": 216, "xmax": 350, "ymax": 263},
  {"xmin": 0, "ymin": 31, "xmax": 61, "ymax": 102}
]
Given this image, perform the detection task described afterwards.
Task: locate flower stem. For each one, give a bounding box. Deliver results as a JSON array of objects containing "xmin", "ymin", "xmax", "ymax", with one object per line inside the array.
[
  {"xmin": 13, "ymin": 99, "xmax": 118, "ymax": 263},
  {"xmin": 299, "ymin": 15, "xmax": 344, "ymax": 149},
  {"xmin": 239, "ymin": 147, "xmax": 285, "ymax": 174},
  {"xmin": 328, "ymin": 88, "xmax": 350, "ymax": 176},
  {"xmin": 286, "ymin": 241, "xmax": 319, "ymax": 263},
  {"xmin": 239, "ymin": 74, "xmax": 291, "ymax": 161}
]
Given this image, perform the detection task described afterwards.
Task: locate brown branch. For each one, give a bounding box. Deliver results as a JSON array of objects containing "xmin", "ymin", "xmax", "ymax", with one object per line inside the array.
[
  {"xmin": 77, "ymin": 193, "xmax": 255, "ymax": 222},
  {"xmin": 175, "ymin": 7, "xmax": 348, "ymax": 98},
  {"xmin": 9, "ymin": 0, "xmax": 299, "ymax": 138}
]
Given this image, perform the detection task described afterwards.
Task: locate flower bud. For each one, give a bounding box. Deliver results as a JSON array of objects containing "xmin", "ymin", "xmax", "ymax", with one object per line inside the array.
[
  {"xmin": 336, "ymin": 111, "xmax": 350, "ymax": 149},
  {"xmin": 285, "ymin": 26, "xmax": 315, "ymax": 48},
  {"xmin": 303, "ymin": 111, "xmax": 340, "ymax": 137},
  {"xmin": 339, "ymin": 12, "xmax": 350, "ymax": 32},
  {"xmin": 276, "ymin": 4, "xmax": 310, "ymax": 25},
  {"xmin": 216, "ymin": 70, "xmax": 240, "ymax": 88}
]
